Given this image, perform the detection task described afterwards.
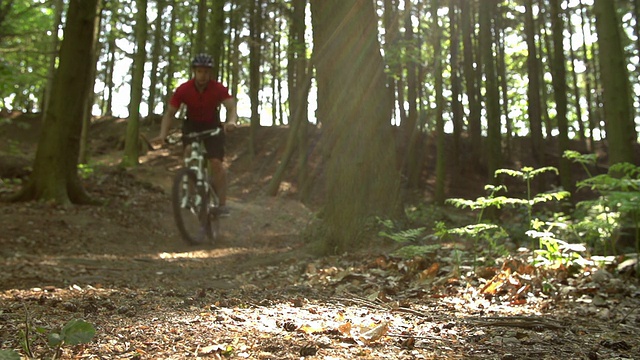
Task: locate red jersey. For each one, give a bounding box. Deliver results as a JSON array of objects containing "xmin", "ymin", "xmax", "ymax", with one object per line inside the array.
[{"xmin": 169, "ymin": 79, "xmax": 232, "ymax": 125}]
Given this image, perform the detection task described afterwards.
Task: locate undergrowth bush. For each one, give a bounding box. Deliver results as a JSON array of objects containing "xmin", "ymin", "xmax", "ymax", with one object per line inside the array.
[{"xmin": 379, "ymin": 152, "xmax": 640, "ymax": 275}]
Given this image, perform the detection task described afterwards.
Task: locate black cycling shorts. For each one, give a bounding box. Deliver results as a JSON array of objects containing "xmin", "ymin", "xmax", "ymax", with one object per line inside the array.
[{"xmin": 182, "ymin": 120, "xmax": 225, "ymax": 160}]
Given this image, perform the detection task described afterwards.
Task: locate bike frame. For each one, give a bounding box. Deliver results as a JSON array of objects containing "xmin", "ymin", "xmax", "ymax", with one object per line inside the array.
[{"xmin": 181, "ymin": 128, "xmax": 221, "ymax": 205}]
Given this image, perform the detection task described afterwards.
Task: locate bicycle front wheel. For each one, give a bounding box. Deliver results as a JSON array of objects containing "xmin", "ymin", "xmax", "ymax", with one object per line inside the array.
[{"xmin": 171, "ymin": 168, "xmax": 209, "ymax": 245}]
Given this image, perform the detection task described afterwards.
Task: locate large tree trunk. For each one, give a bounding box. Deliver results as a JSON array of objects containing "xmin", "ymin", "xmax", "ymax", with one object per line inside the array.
[
  {"xmin": 594, "ymin": 0, "xmax": 637, "ymax": 166},
  {"xmin": 12, "ymin": 0, "xmax": 101, "ymax": 205},
  {"xmin": 310, "ymin": 0, "xmax": 401, "ymax": 253},
  {"xmin": 42, "ymin": 0, "xmax": 64, "ymax": 117}
]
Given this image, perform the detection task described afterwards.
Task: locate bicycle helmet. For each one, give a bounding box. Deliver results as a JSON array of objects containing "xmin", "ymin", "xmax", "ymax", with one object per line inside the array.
[{"xmin": 192, "ymin": 53, "xmax": 213, "ymax": 68}]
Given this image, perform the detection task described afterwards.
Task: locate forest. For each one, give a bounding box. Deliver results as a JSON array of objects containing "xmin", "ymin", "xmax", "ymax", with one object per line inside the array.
[{"xmin": 1, "ymin": 0, "xmax": 640, "ymax": 358}]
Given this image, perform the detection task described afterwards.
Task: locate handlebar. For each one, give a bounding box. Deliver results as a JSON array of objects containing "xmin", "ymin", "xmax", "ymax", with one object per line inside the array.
[{"xmin": 166, "ymin": 127, "xmax": 222, "ymax": 145}]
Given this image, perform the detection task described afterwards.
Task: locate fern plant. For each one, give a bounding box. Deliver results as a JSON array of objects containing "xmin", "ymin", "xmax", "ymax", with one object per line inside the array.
[
  {"xmin": 567, "ymin": 153, "xmax": 640, "ymax": 259},
  {"xmin": 494, "ymin": 166, "xmax": 571, "ymax": 226},
  {"xmin": 447, "ymin": 166, "xmax": 571, "ymax": 246}
]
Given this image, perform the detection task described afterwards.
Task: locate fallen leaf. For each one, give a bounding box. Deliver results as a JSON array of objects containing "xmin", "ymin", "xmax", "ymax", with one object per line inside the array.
[{"xmin": 356, "ymin": 322, "xmax": 389, "ymax": 344}]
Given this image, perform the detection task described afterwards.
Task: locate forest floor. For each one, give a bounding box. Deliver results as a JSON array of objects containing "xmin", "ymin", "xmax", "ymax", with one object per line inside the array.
[{"xmin": 0, "ymin": 114, "xmax": 639, "ymax": 359}]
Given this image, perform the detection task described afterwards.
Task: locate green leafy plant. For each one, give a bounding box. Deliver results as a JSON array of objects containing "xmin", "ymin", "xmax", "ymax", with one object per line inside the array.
[
  {"xmin": 437, "ymin": 222, "xmax": 509, "ymax": 270},
  {"xmin": 0, "ymin": 350, "xmax": 21, "ymax": 360},
  {"xmin": 527, "ymin": 219, "xmax": 588, "ymax": 268},
  {"xmin": 77, "ymin": 163, "xmax": 95, "ymax": 179},
  {"xmin": 5, "ymin": 313, "xmax": 96, "ymax": 360},
  {"xmin": 566, "ymin": 151, "xmax": 640, "ymax": 260},
  {"xmin": 494, "ymin": 166, "xmax": 571, "ymax": 226},
  {"xmin": 442, "ymin": 166, "xmax": 572, "ymax": 271},
  {"xmin": 377, "ymin": 217, "xmax": 441, "ymax": 258}
]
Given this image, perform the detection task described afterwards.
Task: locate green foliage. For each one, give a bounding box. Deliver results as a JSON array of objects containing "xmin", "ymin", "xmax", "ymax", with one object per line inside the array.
[
  {"xmin": 47, "ymin": 319, "xmax": 96, "ymax": 348},
  {"xmin": 439, "ymin": 222, "xmax": 510, "ymax": 269},
  {"xmin": 0, "ymin": 350, "xmax": 21, "ymax": 360},
  {"xmin": 7, "ymin": 314, "xmax": 96, "ymax": 360},
  {"xmin": 378, "ymin": 167, "xmax": 575, "ymax": 266},
  {"xmin": 527, "ymin": 220, "xmax": 588, "ymax": 268},
  {"xmin": 441, "ymin": 165, "xmax": 575, "ymax": 269},
  {"xmin": 566, "ymin": 152, "xmax": 640, "ymax": 261},
  {"xmin": 376, "ymin": 217, "xmax": 440, "ymax": 259},
  {"xmin": 379, "ymin": 226, "xmax": 426, "ymax": 243},
  {"xmin": 0, "ymin": 1, "xmax": 55, "ymax": 111},
  {"xmin": 391, "ymin": 244, "xmax": 441, "ymax": 259},
  {"xmin": 77, "ymin": 163, "xmax": 95, "ymax": 179},
  {"xmin": 495, "ymin": 166, "xmax": 571, "ymax": 225}
]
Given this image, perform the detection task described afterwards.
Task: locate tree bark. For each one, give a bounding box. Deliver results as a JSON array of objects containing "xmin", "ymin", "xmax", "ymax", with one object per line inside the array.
[
  {"xmin": 148, "ymin": 0, "xmax": 166, "ymax": 115},
  {"xmin": 433, "ymin": 0, "xmax": 446, "ymax": 204},
  {"xmin": 593, "ymin": 0, "xmax": 638, "ymax": 166},
  {"xmin": 525, "ymin": 0, "xmax": 544, "ymax": 167},
  {"xmin": 449, "ymin": 0, "xmax": 463, "ymax": 168},
  {"xmin": 479, "ymin": 0, "xmax": 501, "ymax": 179},
  {"xmin": 12, "ymin": 0, "xmax": 102, "ymax": 205},
  {"xmin": 248, "ymin": 0, "xmax": 263, "ymax": 158},
  {"xmin": 122, "ymin": 0, "xmax": 148, "ymax": 167},
  {"xmin": 550, "ymin": 0, "xmax": 573, "ymax": 193},
  {"xmin": 310, "ymin": 0, "xmax": 401, "ymax": 253},
  {"xmin": 461, "ymin": 0, "xmax": 482, "ymax": 165}
]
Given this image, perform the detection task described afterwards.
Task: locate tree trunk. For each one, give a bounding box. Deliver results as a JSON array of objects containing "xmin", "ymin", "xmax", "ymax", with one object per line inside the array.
[
  {"xmin": 479, "ymin": 0, "xmax": 501, "ymax": 179},
  {"xmin": 310, "ymin": 0, "xmax": 401, "ymax": 253},
  {"xmin": 209, "ymin": 0, "xmax": 225, "ymax": 80},
  {"xmin": 195, "ymin": 0, "xmax": 207, "ymax": 54},
  {"xmin": 248, "ymin": 0, "xmax": 263, "ymax": 157},
  {"xmin": 594, "ymin": 0, "xmax": 637, "ymax": 166},
  {"xmin": 148, "ymin": 0, "xmax": 166, "ymax": 115},
  {"xmin": 104, "ymin": 34, "xmax": 116, "ymax": 116},
  {"xmin": 404, "ymin": 0, "xmax": 422, "ymax": 189},
  {"xmin": 42, "ymin": 0, "xmax": 64, "ymax": 118},
  {"xmin": 164, "ymin": 0, "xmax": 177, "ymax": 111},
  {"xmin": 266, "ymin": 62, "xmax": 313, "ymax": 197},
  {"xmin": 461, "ymin": 0, "xmax": 482, "ymax": 165},
  {"xmin": 122, "ymin": 0, "xmax": 148, "ymax": 167},
  {"xmin": 79, "ymin": 13, "xmax": 103, "ymax": 165},
  {"xmin": 525, "ymin": 0, "xmax": 544, "ymax": 167},
  {"xmin": 433, "ymin": 0, "xmax": 446, "ymax": 204},
  {"xmin": 496, "ymin": 13, "xmax": 511, "ymax": 161},
  {"xmin": 579, "ymin": 1, "xmax": 595, "ymax": 151},
  {"xmin": 449, "ymin": 0, "xmax": 463, "ymax": 168},
  {"xmin": 550, "ymin": 0, "xmax": 573, "ymax": 193},
  {"xmin": 12, "ymin": 0, "xmax": 102, "ymax": 205}
]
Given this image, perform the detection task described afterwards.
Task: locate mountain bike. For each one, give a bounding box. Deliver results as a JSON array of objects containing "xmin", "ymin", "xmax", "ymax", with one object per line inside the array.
[{"xmin": 168, "ymin": 127, "xmax": 222, "ymax": 245}]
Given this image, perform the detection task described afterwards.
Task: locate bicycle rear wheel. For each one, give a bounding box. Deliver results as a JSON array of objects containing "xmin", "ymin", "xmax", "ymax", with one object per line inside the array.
[{"xmin": 171, "ymin": 168, "xmax": 209, "ymax": 245}]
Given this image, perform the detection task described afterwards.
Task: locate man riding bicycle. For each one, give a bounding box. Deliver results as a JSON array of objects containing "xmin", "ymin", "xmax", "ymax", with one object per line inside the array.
[{"xmin": 153, "ymin": 53, "xmax": 237, "ymax": 216}]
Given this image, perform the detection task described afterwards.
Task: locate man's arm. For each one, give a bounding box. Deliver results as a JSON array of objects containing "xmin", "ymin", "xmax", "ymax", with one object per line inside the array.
[
  {"xmin": 222, "ymin": 97, "xmax": 237, "ymax": 126},
  {"xmin": 152, "ymin": 104, "xmax": 178, "ymax": 144}
]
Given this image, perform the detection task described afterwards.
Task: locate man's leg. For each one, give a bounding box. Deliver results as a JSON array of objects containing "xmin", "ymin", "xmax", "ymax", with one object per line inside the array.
[{"xmin": 209, "ymin": 158, "xmax": 227, "ymax": 207}]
